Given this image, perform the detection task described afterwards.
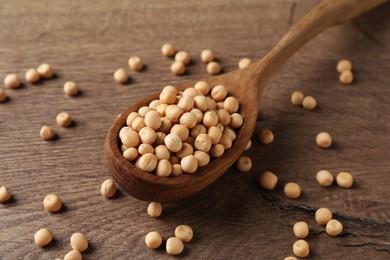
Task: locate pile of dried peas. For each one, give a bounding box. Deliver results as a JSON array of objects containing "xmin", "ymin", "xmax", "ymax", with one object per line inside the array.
[{"xmin": 119, "ymin": 82, "xmax": 243, "ymax": 176}]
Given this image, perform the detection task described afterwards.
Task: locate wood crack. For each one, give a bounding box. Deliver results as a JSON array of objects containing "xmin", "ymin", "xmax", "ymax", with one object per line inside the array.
[{"xmin": 336, "ymin": 242, "xmax": 390, "ymax": 253}]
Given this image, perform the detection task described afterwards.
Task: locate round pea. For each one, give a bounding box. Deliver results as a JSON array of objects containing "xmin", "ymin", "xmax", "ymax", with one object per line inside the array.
[{"xmin": 70, "ymin": 232, "xmax": 88, "ymax": 252}]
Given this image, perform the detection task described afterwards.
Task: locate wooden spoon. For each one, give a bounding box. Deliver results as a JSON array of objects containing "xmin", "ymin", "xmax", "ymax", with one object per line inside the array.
[{"xmin": 105, "ymin": 0, "xmax": 387, "ymax": 202}]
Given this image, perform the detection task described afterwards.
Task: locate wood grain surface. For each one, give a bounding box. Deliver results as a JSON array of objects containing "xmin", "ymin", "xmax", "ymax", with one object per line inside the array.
[{"xmin": 1, "ymin": 0, "xmax": 390, "ymax": 259}]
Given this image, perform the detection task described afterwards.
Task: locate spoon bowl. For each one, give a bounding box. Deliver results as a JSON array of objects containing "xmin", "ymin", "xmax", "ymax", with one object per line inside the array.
[{"xmin": 105, "ymin": 0, "xmax": 387, "ymax": 202}]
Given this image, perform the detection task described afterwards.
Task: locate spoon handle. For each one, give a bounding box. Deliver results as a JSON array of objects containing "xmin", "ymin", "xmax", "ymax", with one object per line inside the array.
[{"xmin": 254, "ymin": 0, "xmax": 387, "ymax": 84}]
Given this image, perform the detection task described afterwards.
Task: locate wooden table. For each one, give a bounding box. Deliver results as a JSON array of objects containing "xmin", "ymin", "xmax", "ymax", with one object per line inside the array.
[{"xmin": 1, "ymin": 0, "xmax": 390, "ymax": 259}]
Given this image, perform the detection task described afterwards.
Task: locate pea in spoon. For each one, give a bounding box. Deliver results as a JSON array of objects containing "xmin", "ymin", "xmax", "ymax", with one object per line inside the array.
[{"xmin": 105, "ymin": 0, "xmax": 387, "ymax": 202}]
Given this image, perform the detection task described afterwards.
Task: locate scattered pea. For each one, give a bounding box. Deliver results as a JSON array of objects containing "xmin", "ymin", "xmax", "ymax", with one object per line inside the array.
[
  {"xmin": 171, "ymin": 164, "xmax": 183, "ymax": 176},
  {"xmin": 165, "ymin": 133, "xmax": 183, "ymax": 152},
  {"xmin": 229, "ymin": 113, "xmax": 243, "ymax": 128},
  {"xmin": 238, "ymin": 58, "xmax": 251, "ymax": 69},
  {"xmin": 201, "ymin": 49, "xmax": 214, "ymax": 63},
  {"xmin": 128, "ymin": 56, "xmax": 143, "ymax": 71},
  {"xmin": 147, "ymin": 202, "xmax": 162, "ymax": 217},
  {"xmin": 25, "ymin": 68, "xmax": 40, "ymax": 83},
  {"xmin": 154, "ymin": 145, "xmax": 170, "ymax": 160},
  {"xmin": 139, "ymin": 105, "xmax": 153, "ymax": 117},
  {"xmin": 302, "ymin": 96, "xmax": 317, "ymax": 110},
  {"xmin": 166, "ymin": 237, "xmax": 184, "ymax": 255},
  {"xmin": 206, "ymin": 61, "xmax": 221, "ymax": 75},
  {"xmin": 154, "ymin": 132, "xmax": 166, "ymax": 146},
  {"xmin": 337, "ymin": 59, "xmax": 352, "ymax": 73},
  {"xmin": 293, "ymin": 239, "xmax": 310, "ymax": 258},
  {"xmin": 145, "ymin": 231, "xmax": 163, "ymax": 249},
  {"xmin": 40, "ymin": 125, "xmax": 56, "ymax": 140},
  {"xmin": 63, "ymin": 81, "xmax": 79, "ymax": 96},
  {"xmin": 160, "ymin": 86, "xmax": 177, "ymax": 104},
  {"xmin": 123, "ymin": 147, "xmax": 138, "ymax": 161},
  {"xmin": 339, "ymin": 70, "xmax": 353, "ymax": 84},
  {"xmin": 0, "ymin": 186, "xmax": 12, "ymax": 203},
  {"xmin": 175, "ymin": 225, "xmax": 193, "ymax": 242},
  {"xmin": 43, "ymin": 194, "xmax": 62, "ymax": 212},
  {"xmin": 235, "ymin": 156, "xmax": 252, "ymax": 172},
  {"xmin": 101, "ymin": 179, "xmax": 117, "ymax": 198},
  {"xmin": 315, "ymin": 208, "xmax": 332, "ymax": 225},
  {"xmin": 284, "ymin": 257, "xmax": 297, "ymax": 260},
  {"xmin": 64, "ymin": 250, "xmax": 82, "ymax": 260},
  {"xmin": 210, "ymin": 144, "xmax": 224, "ymax": 157},
  {"xmin": 34, "ymin": 228, "xmax": 53, "ymax": 247},
  {"xmin": 162, "ymin": 43, "xmax": 176, "ymax": 57},
  {"xmin": 171, "ymin": 124, "xmax": 189, "ymax": 141},
  {"xmin": 284, "ymin": 182, "xmax": 301, "ymax": 199},
  {"xmin": 191, "ymin": 108, "xmax": 204, "ymax": 123},
  {"xmin": 259, "ymin": 129, "xmax": 274, "ymax": 144},
  {"xmin": 113, "ymin": 68, "xmax": 129, "ymax": 84},
  {"xmin": 224, "ymin": 96, "xmax": 239, "ymax": 114},
  {"xmin": 194, "ymin": 134, "xmax": 212, "ymax": 152},
  {"xmin": 139, "ymin": 127, "xmax": 157, "ymax": 144},
  {"xmin": 193, "ymin": 95, "xmax": 209, "ymax": 112},
  {"xmin": 120, "ymin": 128, "xmax": 140, "ymax": 148},
  {"xmin": 131, "ymin": 117, "xmax": 146, "ymax": 132},
  {"xmin": 208, "ymin": 126, "xmax": 222, "ymax": 144},
  {"xmin": 4, "ymin": 73, "xmax": 20, "ymax": 88},
  {"xmin": 192, "ymin": 125, "xmax": 207, "ymax": 139},
  {"xmin": 156, "ymin": 159, "xmax": 172, "ymax": 177},
  {"xmin": 291, "ymin": 91, "xmax": 304, "ymax": 106},
  {"xmin": 203, "ymin": 110, "xmax": 218, "ymax": 128},
  {"xmin": 193, "ymin": 151, "xmax": 210, "ymax": 167},
  {"xmin": 169, "ymin": 154, "xmax": 180, "ymax": 165},
  {"xmin": 316, "ymin": 170, "xmax": 334, "ymax": 187},
  {"xmin": 180, "ymin": 112, "xmax": 197, "ymax": 129},
  {"xmin": 211, "ymin": 85, "xmax": 227, "ymax": 101},
  {"xmin": 219, "ymin": 134, "xmax": 232, "ymax": 149},
  {"xmin": 293, "ymin": 222, "xmax": 309, "ymax": 239},
  {"xmin": 258, "ymin": 171, "xmax": 278, "ymax": 190},
  {"xmin": 144, "ymin": 111, "xmax": 162, "ymax": 130},
  {"xmin": 336, "ymin": 171, "xmax": 353, "ymax": 188},
  {"xmin": 316, "ymin": 132, "xmax": 332, "ymax": 148},
  {"xmin": 135, "ymin": 153, "xmax": 158, "ymax": 172},
  {"xmin": 149, "ymin": 99, "xmax": 161, "ymax": 109},
  {"xmin": 178, "ymin": 96, "xmax": 195, "ymax": 112},
  {"xmin": 223, "ymin": 127, "xmax": 236, "ymax": 141},
  {"xmin": 138, "ymin": 143, "xmax": 154, "ymax": 155},
  {"xmin": 183, "ymin": 87, "xmax": 200, "ymax": 98},
  {"xmin": 166, "ymin": 105, "xmax": 184, "ymax": 123},
  {"xmin": 70, "ymin": 232, "xmax": 88, "ymax": 252},
  {"xmin": 194, "ymin": 81, "xmax": 210, "ymax": 95},
  {"xmin": 176, "ymin": 143, "xmax": 193, "ymax": 159},
  {"xmin": 175, "ymin": 51, "xmax": 191, "ymax": 65},
  {"xmin": 326, "ymin": 219, "xmax": 343, "ymax": 236},
  {"xmin": 56, "ymin": 112, "xmax": 72, "ymax": 127},
  {"xmin": 216, "ymin": 101, "xmax": 224, "ymax": 109},
  {"xmin": 37, "ymin": 63, "xmax": 53, "ymax": 78},
  {"xmin": 159, "ymin": 117, "xmax": 172, "ymax": 133},
  {"xmin": 181, "ymin": 155, "xmax": 198, "ymax": 173},
  {"xmin": 208, "ymin": 98, "xmax": 217, "ymax": 110},
  {"xmin": 120, "ymin": 145, "xmax": 128, "ymax": 153}
]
